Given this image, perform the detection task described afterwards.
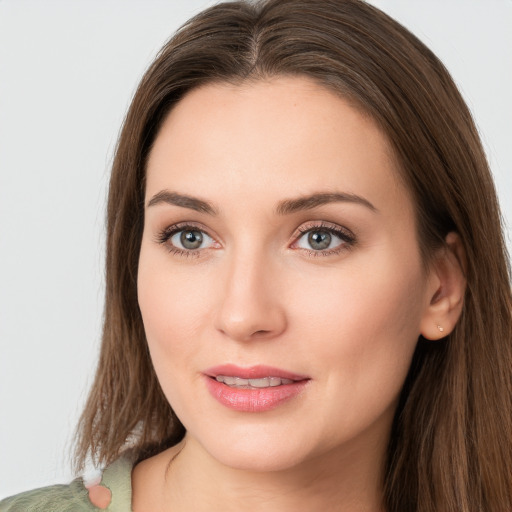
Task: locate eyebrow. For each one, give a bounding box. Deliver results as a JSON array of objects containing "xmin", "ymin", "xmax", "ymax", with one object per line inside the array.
[
  {"xmin": 147, "ymin": 190, "xmax": 217, "ymax": 215},
  {"xmin": 146, "ymin": 190, "xmax": 377, "ymax": 216},
  {"xmin": 275, "ymin": 192, "xmax": 377, "ymax": 215}
]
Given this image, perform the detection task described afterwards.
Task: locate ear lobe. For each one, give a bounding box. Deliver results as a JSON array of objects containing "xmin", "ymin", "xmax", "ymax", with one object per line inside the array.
[{"xmin": 420, "ymin": 232, "xmax": 467, "ymax": 340}]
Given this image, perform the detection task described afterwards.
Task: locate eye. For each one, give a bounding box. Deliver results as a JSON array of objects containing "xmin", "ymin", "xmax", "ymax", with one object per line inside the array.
[
  {"xmin": 293, "ymin": 222, "xmax": 355, "ymax": 255},
  {"xmin": 170, "ymin": 229, "xmax": 213, "ymax": 250},
  {"xmin": 156, "ymin": 223, "xmax": 217, "ymax": 255},
  {"xmin": 299, "ymin": 230, "xmax": 339, "ymax": 251}
]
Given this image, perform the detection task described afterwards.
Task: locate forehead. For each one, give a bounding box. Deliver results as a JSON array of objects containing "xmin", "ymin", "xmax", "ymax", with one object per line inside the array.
[{"xmin": 145, "ymin": 76, "xmax": 410, "ymax": 219}]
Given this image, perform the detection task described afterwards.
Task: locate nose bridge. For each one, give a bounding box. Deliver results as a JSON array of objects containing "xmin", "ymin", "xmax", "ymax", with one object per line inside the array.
[{"xmin": 214, "ymin": 242, "xmax": 286, "ymax": 341}]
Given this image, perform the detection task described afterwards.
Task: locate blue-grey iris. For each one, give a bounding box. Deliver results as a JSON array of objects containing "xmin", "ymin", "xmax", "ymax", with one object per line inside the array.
[
  {"xmin": 181, "ymin": 230, "xmax": 203, "ymax": 249},
  {"xmin": 308, "ymin": 231, "xmax": 331, "ymax": 250}
]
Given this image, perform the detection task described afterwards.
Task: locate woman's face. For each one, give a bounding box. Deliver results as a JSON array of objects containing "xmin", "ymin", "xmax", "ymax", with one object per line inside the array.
[{"xmin": 138, "ymin": 77, "xmax": 436, "ymax": 472}]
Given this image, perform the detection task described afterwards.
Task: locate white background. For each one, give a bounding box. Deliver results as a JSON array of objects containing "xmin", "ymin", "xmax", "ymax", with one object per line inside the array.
[{"xmin": 0, "ymin": 0, "xmax": 510, "ymax": 499}]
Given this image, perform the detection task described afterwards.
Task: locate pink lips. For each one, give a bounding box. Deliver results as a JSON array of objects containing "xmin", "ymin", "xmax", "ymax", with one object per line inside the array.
[{"xmin": 204, "ymin": 364, "xmax": 310, "ymax": 412}]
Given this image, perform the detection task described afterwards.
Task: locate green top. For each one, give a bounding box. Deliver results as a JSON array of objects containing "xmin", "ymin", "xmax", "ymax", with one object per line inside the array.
[{"xmin": 0, "ymin": 456, "xmax": 133, "ymax": 512}]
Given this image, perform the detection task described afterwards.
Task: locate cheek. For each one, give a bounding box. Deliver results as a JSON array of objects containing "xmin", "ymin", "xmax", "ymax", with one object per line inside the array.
[
  {"xmin": 137, "ymin": 247, "xmax": 211, "ymax": 368},
  {"xmin": 295, "ymin": 257, "xmax": 424, "ymax": 338},
  {"xmin": 137, "ymin": 250, "xmax": 214, "ymax": 417},
  {"xmin": 289, "ymin": 250, "xmax": 426, "ymax": 405}
]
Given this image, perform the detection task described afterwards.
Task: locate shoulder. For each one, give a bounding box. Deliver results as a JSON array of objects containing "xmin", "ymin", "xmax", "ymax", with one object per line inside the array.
[
  {"xmin": 0, "ymin": 478, "xmax": 91, "ymax": 511},
  {"xmin": 0, "ymin": 456, "xmax": 134, "ymax": 512}
]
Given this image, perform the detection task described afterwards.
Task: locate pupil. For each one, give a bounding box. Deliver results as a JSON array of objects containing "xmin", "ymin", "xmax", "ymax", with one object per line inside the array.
[
  {"xmin": 308, "ymin": 231, "xmax": 331, "ymax": 250},
  {"xmin": 181, "ymin": 230, "xmax": 203, "ymax": 249}
]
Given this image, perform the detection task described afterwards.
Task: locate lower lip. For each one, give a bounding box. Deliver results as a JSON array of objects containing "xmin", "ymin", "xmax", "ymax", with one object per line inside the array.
[{"xmin": 205, "ymin": 377, "xmax": 308, "ymax": 412}]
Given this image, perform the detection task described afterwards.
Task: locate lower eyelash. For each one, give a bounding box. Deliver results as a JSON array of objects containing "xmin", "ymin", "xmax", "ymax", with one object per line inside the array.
[
  {"xmin": 296, "ymin": 223, "xmax": 356, "ymax": 256},
  {"xmin": 155, "ymin": 225, "xmax": 205, "ymax": 257},
  {"xmin": 155, "ymin": 222, "xmax": 355, "ymax": 258},
  {"xmin": 166, "ymin": 246, "xmax": 202, "ymax": 258},
  {"xmin": 303, "ymin": 245, "xmax": 350, "ymax": 258}
]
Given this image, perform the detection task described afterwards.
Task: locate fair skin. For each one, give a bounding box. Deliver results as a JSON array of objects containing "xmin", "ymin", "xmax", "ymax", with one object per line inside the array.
[{"xmin": 132, "ymin": 77, "xmax": 465, "ymax": 511}]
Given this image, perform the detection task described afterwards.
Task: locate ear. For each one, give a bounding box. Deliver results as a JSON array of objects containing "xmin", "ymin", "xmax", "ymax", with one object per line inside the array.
[{"xmin": 420, "ymin": 232, "xmax": 467, "ymax": 340}]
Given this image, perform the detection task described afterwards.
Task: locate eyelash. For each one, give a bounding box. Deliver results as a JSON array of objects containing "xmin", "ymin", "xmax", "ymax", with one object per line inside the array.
[
  {"xmin": 293, "ymin": 221, "xmax": 356, "ymax": 257},
  {"xmin": 155, "ymin": 222, "xmax": 213, "ymax": 258},
  {"xmin": 155, "ymin": 221, "xmax": 356, "ymax": 258}
]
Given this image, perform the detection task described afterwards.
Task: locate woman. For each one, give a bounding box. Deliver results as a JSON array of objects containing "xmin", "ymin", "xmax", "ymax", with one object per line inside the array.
[{"xmin": 2, "ymin": 0, "xmax": 510, "ymax": 510}]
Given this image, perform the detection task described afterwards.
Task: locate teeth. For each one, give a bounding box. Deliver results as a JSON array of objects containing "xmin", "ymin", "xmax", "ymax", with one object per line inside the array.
[
  {"xmin": 269, "ymin": 377, "xmax": 283, "ymax": 387},
  {"xmin": 215, "ymin": 375, "xmax": 294, "ymax": 388},
  {"xmin": 249, "ymin": 377, "xmax": 271, "ymax": 388}
]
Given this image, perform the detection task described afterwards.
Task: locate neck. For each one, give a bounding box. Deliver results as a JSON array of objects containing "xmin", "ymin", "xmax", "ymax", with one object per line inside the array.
[{"xmin": 133, "ymin": 433, "xmax": 387, "ymax": 512}]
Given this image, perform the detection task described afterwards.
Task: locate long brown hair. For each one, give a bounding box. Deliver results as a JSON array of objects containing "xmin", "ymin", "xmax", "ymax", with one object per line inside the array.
[{"xmin": 75, "ymin": 1, "xmax": 512, "ymax": 509}]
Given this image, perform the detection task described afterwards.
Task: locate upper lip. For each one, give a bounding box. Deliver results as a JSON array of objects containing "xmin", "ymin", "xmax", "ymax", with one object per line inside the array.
[{"xmin": 204, "ymin": 364, "xmax": 309, "ymax": 381}]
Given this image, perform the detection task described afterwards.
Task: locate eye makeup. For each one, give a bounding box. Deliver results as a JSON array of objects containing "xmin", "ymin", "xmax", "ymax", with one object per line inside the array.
[
  {"xmin": 154, "ymin": 219, "xmax": 357, "ymax": 260},
  {"xmin": 155, "ymin": 221, "xmax": 218, "ymax": 258},
  {"xmin": 292, "ymin": 221, "xmax": 357, "ymax": 258}
]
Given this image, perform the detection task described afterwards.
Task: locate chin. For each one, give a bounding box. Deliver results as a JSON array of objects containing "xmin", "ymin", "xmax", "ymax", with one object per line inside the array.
[
  {"xmin": 212, "ymin": 444, "xmax": 308, "ymax": 473},
  {"xmin": 190, "ymin": 423, "xmax": 318, "ymax": 473}
]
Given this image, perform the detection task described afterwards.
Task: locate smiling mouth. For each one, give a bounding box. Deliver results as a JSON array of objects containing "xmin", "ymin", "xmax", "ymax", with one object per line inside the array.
[
  {"xmin": 214, "ymin": 375, "xmax": 294, "ymax": 388},
  {"xmin": 204, "ymin": 365, "xmax": 310, "ymax": 411}
]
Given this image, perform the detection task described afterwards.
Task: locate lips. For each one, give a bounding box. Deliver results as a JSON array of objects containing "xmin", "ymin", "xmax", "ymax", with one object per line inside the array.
[
  {"xmin": 215, "ymin": 375, "xmax": 294, "ymax": 388},
  {"xmin": 205, "ymin": 364, "xmax": 309, "ymax": 381},
  {"xmin": 204, "ymin": 365, "xmax": 310, "ymax": 412}
]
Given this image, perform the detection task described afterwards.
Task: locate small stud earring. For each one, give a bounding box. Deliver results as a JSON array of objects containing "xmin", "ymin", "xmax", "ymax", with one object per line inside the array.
[{"xmin": 437, "ymin": 325, "xmax": 444, "ymax": 332}]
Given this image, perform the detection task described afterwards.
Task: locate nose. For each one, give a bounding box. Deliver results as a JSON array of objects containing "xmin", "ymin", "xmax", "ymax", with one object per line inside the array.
[{"xmin": 213, "ymin": 250, "xmax": 287, "ymax": 342}]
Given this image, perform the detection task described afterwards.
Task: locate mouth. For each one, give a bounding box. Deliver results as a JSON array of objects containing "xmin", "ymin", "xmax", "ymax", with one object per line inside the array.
[
  {"xmin": 204, "ymin": 364, "xmax": 310, "ymax": 412},
  {"xmin": 214, "ymin": 375, "xmax": 294, "ymax": 388}
]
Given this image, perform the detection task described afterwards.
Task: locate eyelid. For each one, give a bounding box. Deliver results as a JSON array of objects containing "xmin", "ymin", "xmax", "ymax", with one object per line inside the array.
[
  {"xmin": 290, "ymin": 221, "xmax": 356, "ymax": 255},
  {"xmin": 155, "ymin": 221, "xmax": 221, "ymax": 256},
  {"xmin": 154, "ymin": 220, "xmax": 356, "ymax": 258}
]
